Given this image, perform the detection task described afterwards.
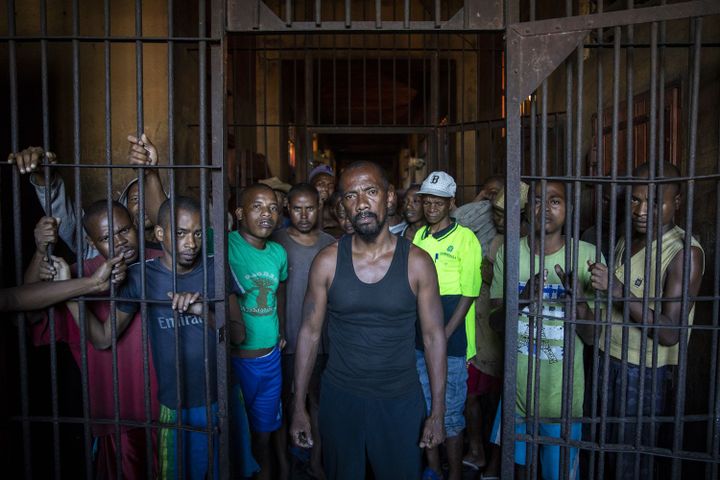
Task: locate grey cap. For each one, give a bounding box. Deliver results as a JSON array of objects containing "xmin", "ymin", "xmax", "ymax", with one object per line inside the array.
[{"xmin": 418, "ymin": 171, "xmax": 456, "ymax": 198}]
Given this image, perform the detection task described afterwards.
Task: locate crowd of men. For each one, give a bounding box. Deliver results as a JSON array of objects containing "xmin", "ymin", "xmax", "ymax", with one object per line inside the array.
[{"xmin": 1, "ymin": 137, "xmax": 705, "ymax": 480}]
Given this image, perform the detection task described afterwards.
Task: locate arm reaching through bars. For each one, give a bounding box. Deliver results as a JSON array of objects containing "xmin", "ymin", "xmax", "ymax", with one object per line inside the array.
[
  {"xmin": 8, "ymin": 147, "xmax": 97, "ymax": 259},
  {"xmin": 0, "ymin": 254, "xmax": 126, "ymax": 313},
  {"xmin": 126, "ymin": 134, "xmax": 167, "ymax": 228},
  {"xmin": 52, "ymin": 255, "xmax": 137, "ymax": 350},
  {"xmin": 24, "ymin": 216, "xmax": 61, "ymax": 284}
]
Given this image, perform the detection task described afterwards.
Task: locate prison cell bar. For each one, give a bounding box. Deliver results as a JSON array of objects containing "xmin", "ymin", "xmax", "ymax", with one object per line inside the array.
[{"xmin": 7, "ymin": 0, "xmax": 33, "ymax": 476}]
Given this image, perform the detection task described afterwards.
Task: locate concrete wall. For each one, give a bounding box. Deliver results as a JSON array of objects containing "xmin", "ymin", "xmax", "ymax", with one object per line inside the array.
[{"xmin": 1, "ymin": 0, "xmax": 205, "ymax": 207}]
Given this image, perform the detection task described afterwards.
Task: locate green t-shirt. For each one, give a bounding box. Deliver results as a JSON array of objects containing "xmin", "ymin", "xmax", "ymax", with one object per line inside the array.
[
  {"xmin": 491, "ymin": 237, "xmax": 600, "ymax": 418},
  {"xmin": 228, "ymin": 230, "xmax": 288, "ymax": 350},
  {"xmin": 413, "ymin": 221, "xmax": 482, "ymax": 359}
]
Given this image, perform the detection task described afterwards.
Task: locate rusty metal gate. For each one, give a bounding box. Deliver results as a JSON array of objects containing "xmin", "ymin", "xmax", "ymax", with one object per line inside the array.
[
  {"xmin": 2, "ymin": 0, "xmax": 230, "ymax": 477},
  {"xmin": 504, "ymin": 1, "xmax": 720, "ymax": 479}
]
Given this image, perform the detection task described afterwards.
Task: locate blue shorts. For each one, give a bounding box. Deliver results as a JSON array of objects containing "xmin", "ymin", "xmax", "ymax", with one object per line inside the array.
[
  {"xmin": 158, "ymin": 402, "xmax": 219, "ymax": 480},
  {"xmin": 416, "ymin": 350, "xmax": 468, "ymax": 438},
  {"xmin": 232, "ymin": 346, "xmax": 283, "ymax": 433},
  {"xmin": 158, "ymin": 385, "xmax": 260, "ymax": 480},
  {"xmin": 490, "ymin": 400, "xmax": 581, "ymax": 480}
]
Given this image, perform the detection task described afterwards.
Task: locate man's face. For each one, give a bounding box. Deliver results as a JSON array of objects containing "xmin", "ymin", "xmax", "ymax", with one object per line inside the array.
[
  {"xmin": 533, "ymin": 182, "xmax": 566, "ymax": 235},
  {"xmin": 87, "ymin": 207, "xmax": 139, "ymax": 263},
  {"xmin": 236, "ymin": 187, "xmax": 279, "ymax": 240},
  {"xmin": 312, "ymin": 173, "xmax": 335, "ymax": 203},
  {"xmin": 479, "ymin": 178, "xmax": 503, "ymax": 202},
  {"xmin": 493, "ymin": 206, "xmax": 505, "ymax": 233},
  {"xmin": 334, "ymin": 201, "xmax": 355, "ymax": 235},
  {"xmin": 340, "ymin": 166, "xmax": 388, "ymax": 240},
  {"xmin": 156, "ymin": 208, "xmax": 203, "ymax": 272},
  {"xmin": 274, "ymin": 190, "xmax": 287, "ymax": 211},
  {"xmin": 631, "ymin": 183, "xmax": 679, "ymax": 234},
  {"xmin": 288, "ymin": 192, "xmax": 318, "ymax": 234},
  {"xmin": 422, "ymin": 195, "xmax": 453, "ymax": 226},
  {"xmin": 402, "ymin": 187, "xmax": 423, "ymax": 224},
  {"xmin": 387, "ymin": 185, "xmax": 398, "ymax": 216},
  {"xmin": 126, "ymin": 182, "xmax": 153, "ymax": 230}
]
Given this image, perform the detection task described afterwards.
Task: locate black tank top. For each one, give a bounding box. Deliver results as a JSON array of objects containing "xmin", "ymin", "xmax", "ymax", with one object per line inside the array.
[{"xmin": 324, "ymin": 235, "xmax": 420, "ymax": 397}]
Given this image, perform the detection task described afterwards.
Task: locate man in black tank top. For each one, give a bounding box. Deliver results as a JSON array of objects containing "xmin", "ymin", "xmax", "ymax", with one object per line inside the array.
[{"xmin": 290, "ymin": 161, "xmax": 448, "ymax": 480}]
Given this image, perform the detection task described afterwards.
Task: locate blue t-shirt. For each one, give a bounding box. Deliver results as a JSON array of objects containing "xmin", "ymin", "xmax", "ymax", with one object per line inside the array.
[{"xmin": 117, "ymin": 255, "xmax": 239, "ymax": 409}]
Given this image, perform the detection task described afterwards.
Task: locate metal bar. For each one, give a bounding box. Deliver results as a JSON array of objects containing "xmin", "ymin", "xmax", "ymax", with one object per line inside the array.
[
  {"xmin": 571, "ymin": 41, "xmax": 585, "ymax": 480},
  {"xmin": 225, "ymin": 44, "xmax": 508, "ymax": 54},
  {"xmin": 101, "ymin": 0, "xmax": 122, "ymax": 476},
  {"xmin": 210, "ymin": 0, "xmax": 228, "ymax": 474},
  {"xmin": 599, "ymin": 26, "xmax": 623, "ymax": 480},
  {"xmin": 308, "ymin": 126, "xmax": 434, "ymax": 134},
  {"xmin": 304, "ymin": 51, "xmax": 313, "ymax": 178},
  {"xmin": 430, "ymin": 43, "xmax": 439, "ymax": 170},
  {"xmin": 160, "ymin": 0, "xmax": 175, "ymax": 475},
  {"xmin": 558, "ymin": 47, "xmax": 575, "ymax": 480},
  {"xmin": 363, "ymin": 34, "xmax": 367, "ymax": 125},
  {"xmin": 347, "ymin": 36, "xmax": 352, "ymax": 125},
  {"xmin": 711, "ymin": 62, "xmax": 720, "ymax": 480},
  {"xmin": 68, "ymin": 0, "xmax": 96, "ymax": 476},
  {"xmin": 224, "ymin": 20, "xmax": 505, "ymax": 32},
  {"xmin": 645, "ymin": 21, "xmax": 662, "ymax": 480},
  {"xmin": 263, "ymin": 35, "xmax": 269, "ymax": 177},
  {"xmin": 510, "ymin": 1, "xmax": 720, "ymax": 36},
  {"xmin": 37, "ymin": 0, "xmax": 63, "ymax": 476},
  {"xmin": 654, "ymin": 18, "xmax": 668, "ymax": 475},
  {"xmin": 6, "ymin": 0, "xmax": 33, "ymax": 476},
  {"xmin": 0, "ymin": 35, "xmax": 221, "ymax": 42},
  {"xmin": 672, "ymin": 16, "xmax": 703, "ymax": 478},
  {"xmin": 198, "ymin": 0, "xmax": 215, "ymax": 474},
  {"xmin": 392, "ymin": 36, "xmax": 396, "ymax": 125},
  {"xmin": 614, "ymin": 16, "xmax": 635, "ymax": 475},
  {"xmin": 377, "ymin": 43, "xmax": 382, "ymax": 125},
  {"xmin": 586, "ymin": 6, "xmax": 603, "ymax": 477},
  {"xmin": 502, "ymin": 23, "xmax": 523, "ymax": 479},
  {"xmin": 333, "ymin": 34, "xmax": 337, "ymax": 125}
]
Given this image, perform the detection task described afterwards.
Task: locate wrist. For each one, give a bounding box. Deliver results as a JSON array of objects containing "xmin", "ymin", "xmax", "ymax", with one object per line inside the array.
[
  {"xmin": 87, "ymin": 275, "xmax": 105, "ymax": 294},
  {"xmin": 428, "ymin": 408, "xmax": 445, "ymax": 419}
]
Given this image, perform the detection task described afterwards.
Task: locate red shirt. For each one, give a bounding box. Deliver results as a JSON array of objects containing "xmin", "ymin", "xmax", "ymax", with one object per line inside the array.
[{"xmin": 31, "ymin": 251, "xmax": 163, "ymax": 436}]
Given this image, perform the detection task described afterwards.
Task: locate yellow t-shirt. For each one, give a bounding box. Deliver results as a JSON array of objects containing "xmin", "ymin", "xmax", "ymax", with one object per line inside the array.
[
  {"xmin": 600, "ymin": 225, "xmax": 704, "ymax": 367},
  {"xmin": 413, "ymin": 222, "xmax": 482, "ymax": 359}
]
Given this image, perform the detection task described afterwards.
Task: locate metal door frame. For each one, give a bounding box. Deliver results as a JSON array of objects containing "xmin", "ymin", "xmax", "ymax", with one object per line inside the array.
[{"xmin": 503, "ymin": 1, "xmax": 720, "ymax": 478}]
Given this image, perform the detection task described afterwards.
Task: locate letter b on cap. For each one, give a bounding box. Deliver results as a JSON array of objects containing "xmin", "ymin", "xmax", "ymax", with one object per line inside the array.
[{"xmin": 431, "ymin": 175, "xmax": 440, "ymax": 184}]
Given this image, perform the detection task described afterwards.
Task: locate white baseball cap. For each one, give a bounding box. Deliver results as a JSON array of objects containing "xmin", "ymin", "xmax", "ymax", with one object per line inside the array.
[{"xmin": 418, "ymin": 171, "xmax": 456, "ymax": 198}]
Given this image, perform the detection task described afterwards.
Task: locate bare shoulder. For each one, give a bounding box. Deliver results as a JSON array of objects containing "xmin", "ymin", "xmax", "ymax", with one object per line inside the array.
[
  {"xmin": 408, "ymin": 244, "xmax": 436, "ymax": 285},
  {"xmin": 310, "ymin": 241, "xmax": 339, "ymax": 286},
  {"xmin": 314, "ymin": 241, "xmax": 339, "ymax": 267}
]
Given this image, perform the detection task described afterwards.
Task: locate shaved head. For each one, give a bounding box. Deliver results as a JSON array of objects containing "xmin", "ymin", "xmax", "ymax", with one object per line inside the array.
[
  {"xmin": 240, "ymin": 183, "xmax": 276, "ymax": 206},
  {"xmin": 634, "ymin": 162, "xmax": 681, "ymax": 196},
  {"xmin": 339, "ymin": 161, "xmax": 389, "ymax": 193}
]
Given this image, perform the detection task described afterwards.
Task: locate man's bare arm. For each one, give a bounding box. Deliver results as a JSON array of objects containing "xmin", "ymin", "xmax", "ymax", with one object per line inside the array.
[
  {"xmin": 1, "ymin": 255, "xmax": 125, "ymax": 313},
  {"xmin": 590, "ymin": 247, "xmax": 703, "ymax": 346},
  {"xmin": 290, "ymin": 245, "xmax": 336, "ymax": 448},
  {"xmin": 411, "ymin": 247, "xmax": 447, "ymax": 449},
  {"xmin": 228, "ymin": 293, "xmax": 245, "ymax": 344},
  {"xmin": 444, "ymin": 296, "xmax": 475, "ymax": 340},
  {"xmin": 277, "ymin": 281, "xmax": 287, "ymax": 349},
  {"xmin": 127, "ymin": 134, "xmax": 167, "ymax": 225},
  {"xmin": 66, "ymin": 301, "xmax": 136, "ymax": 350}
]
